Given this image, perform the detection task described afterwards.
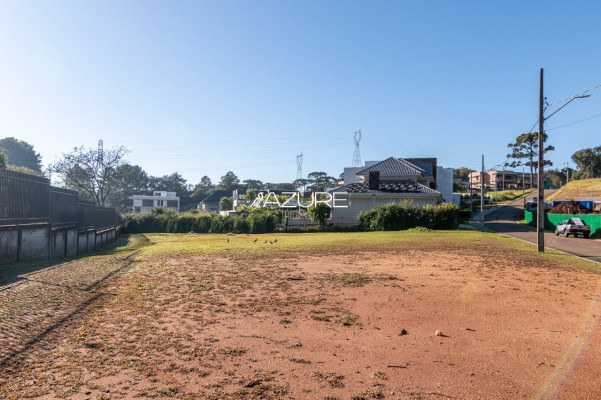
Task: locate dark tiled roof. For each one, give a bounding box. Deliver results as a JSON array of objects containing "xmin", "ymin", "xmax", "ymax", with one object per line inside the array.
[
  {"xmin": 402, "ymin": 159, "xmax": 433, "ymax": 177},
  {"xmin": 357, "ymin": 157, "xmax": 426, "ymax": 177},
  {"xmin": 329, "ymin": 180, "xmax": 440, "ymax": 195},
  {"xmin": 201, "ymin": 190, "xmax": 231, "ymax": 203}
]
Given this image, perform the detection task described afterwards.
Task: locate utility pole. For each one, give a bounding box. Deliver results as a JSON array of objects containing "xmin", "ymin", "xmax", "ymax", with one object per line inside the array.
[
  {"xmin": 480, "ymin": 154, "xmax": 485, "ymax": 223},
  {"xmin": 565, "ymin": 162, "xmax": 570, "ymax": 184},
  {"xmin": 537, "ymin": 68, "xmax": 545, "ymax": 252}
]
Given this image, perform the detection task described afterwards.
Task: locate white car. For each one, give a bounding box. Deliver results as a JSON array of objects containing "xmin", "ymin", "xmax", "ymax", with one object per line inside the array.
[{"xmin": 554, "ymin": 218, "xmax": 591, "ymax": 238}]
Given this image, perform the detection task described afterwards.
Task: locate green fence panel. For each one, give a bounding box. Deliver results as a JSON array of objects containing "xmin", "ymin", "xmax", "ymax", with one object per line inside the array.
[{"xmin": 525, "ymin": 210, "xmax": 601, "ymax": 236}]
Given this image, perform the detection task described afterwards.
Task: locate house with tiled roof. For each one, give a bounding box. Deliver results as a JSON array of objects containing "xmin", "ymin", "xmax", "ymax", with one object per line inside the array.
[{"xmin": 329, "ymin": 157, "xmax": 449, "ymax": 225}]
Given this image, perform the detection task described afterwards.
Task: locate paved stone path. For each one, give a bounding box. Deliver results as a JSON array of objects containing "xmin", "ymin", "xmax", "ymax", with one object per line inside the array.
[{"xmin": 0, "ymin": 252, "xmax": 136, "ymax": 364}]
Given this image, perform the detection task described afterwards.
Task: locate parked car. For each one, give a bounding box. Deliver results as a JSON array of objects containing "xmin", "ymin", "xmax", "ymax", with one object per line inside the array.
[{"xmin": 554, "ymin": 218, "xmax": 591, "ymax": 238}]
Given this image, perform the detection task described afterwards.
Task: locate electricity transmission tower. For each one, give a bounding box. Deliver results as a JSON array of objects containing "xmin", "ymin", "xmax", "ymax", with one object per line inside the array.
[
  {"xmin": 97, "ymin": 139, "xmax": 104, "ymax": 163},
  {"xmin": 296, "ymin": 153, "xmax": 304, "ymax": 181},
  {"xmin": 352, "ymin": 130, "xmax": 361, "ymax": 167}
]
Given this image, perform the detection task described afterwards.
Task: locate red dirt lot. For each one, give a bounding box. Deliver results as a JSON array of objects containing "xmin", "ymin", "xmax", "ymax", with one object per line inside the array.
[{"xmin": 0, "ymin": 235, "xmax": 600, "ymax": 399}]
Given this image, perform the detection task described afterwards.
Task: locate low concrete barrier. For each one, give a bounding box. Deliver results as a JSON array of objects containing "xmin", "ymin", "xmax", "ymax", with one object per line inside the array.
[{"xmin": 0, "ymin": 224, "xmax": 121, "ymax": 265}]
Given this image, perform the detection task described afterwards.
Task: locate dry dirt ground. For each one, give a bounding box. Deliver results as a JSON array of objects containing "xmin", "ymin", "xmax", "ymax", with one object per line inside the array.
[{"xmin": 1, "ymin": 232, "xmax": 601, "ymax": 400}]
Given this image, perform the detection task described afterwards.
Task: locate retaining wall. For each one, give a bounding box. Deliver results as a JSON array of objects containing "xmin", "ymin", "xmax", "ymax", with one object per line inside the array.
[{"xmin": 0, "ymin": 224, "xmax": 120, "ymax": 265}]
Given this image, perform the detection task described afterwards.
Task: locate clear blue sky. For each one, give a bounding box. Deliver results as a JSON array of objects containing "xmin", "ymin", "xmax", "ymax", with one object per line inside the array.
[{"xmin": 1, "ymin": 1, "xmax": 600, "ymax": 185}]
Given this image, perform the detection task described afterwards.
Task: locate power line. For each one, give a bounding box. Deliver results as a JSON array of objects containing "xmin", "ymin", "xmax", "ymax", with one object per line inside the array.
[
  {"xmin": 525, "ymin": 82, "xmax": 601, "ymax": 133},
  {"xmin": 546, "ymin": 112, "xmax": 601, "ymax": 131},
  {"xmin": 544, "ymin": 83, "xmax": 601, "ymax": 109}
]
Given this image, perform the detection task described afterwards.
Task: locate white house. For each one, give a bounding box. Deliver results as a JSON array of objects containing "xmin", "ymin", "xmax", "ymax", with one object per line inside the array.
[
  {"xmin": 131, "ymin": 191, "xmax": 180, "ymax": 213},
  {"xmin": 329, "ymin": 157, "xmax": 445, "ymax": 225}
]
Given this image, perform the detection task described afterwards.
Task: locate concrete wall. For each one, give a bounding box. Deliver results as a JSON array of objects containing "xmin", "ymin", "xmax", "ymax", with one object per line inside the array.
[
  {"xmin": 0, "ymin": 224, "xmax": 120, "ymax": 266},
  {"xmin": 330, "ymin": 193, "xmax": 439, "ymax": 225},
  {"xmin": 52, "ymin": 230, "xmax": 66, "ymax": 259},
  {"xmin": 66, "ymin": 229, "xmax": 78, "ymax": 257},
  {"xmin": 87, "ymin": 231, "xmax": 96, "ymax": 252},
  {"xmin": 20, "ymin": 225, "xmax": 50, "ymax": 261},
  {"xmin": 0, "ymin": 227, "xmax": 19, "ymax": 264}
]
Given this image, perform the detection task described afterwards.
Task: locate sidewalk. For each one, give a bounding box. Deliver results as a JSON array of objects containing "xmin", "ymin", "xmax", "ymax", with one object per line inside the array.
[{"xmin": 464, "ymin": 205, "xmax": 507, "ymax": 232}]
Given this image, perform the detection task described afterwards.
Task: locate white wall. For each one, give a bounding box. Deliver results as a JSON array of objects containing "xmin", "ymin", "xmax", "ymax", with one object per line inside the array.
[
  {"xmin": 436, "ymin": 167, "xmax": 458, "ymax": 204},
  {"xmin": 329, "ymin": 193, "xmax": 440, "ymax": 225}
]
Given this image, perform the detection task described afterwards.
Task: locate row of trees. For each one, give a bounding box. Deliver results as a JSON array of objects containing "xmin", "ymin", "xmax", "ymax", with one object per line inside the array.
[{"xmin": 0, "ymin": 137, "xmax": 340, "ymax": 210}]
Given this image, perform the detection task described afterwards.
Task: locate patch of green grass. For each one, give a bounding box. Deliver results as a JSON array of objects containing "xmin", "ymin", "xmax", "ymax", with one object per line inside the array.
[
  {"xmin": 131, "ymin": 230, "xmax": 600, "ymax": 275},
  {"xmin": 332, "ymin": 273, "xmax": 369, "ymax": 286},
  {"xmin": 492, "ymin": 189, "xmax": 534, "ymax": 203}
]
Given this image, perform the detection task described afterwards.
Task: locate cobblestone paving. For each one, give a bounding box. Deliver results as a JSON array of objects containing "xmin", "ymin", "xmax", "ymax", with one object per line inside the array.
[{"xmin": 0, "ymin": 252, "xmax": 136, "ymax": 364}]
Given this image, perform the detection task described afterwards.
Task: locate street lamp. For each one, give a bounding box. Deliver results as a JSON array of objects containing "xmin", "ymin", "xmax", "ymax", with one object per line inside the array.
[{"xmin": 537, "ymin": 69, "xmax": 590, "ymax": 252}]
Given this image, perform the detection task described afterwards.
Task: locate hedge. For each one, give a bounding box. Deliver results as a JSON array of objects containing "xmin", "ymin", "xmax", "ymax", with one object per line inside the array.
[
  {"xmin": 357, "ymin": 202, "xmax": 459, "ymax": 231},
  {"xmin": 121, "ymin": 208, "xmax": 280, "ymax": 234}
]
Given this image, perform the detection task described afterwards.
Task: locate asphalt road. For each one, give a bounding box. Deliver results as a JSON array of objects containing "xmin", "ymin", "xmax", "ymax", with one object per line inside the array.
[{"xmin": 483, "ymin": 197, "xmax": 601, "ymax": 264}]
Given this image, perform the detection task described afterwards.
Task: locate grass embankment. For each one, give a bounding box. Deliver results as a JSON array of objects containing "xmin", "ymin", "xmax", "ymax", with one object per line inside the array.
[
  {"xmin": 491, "ymin": 189, "xmax": 534, "ymax": 203},
  {"xmin": 547, "ymin": 178, "xmax": 601, "ymax": 201}
]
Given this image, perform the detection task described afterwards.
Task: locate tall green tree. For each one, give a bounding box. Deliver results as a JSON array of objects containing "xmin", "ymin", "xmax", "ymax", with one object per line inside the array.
[
  {"xmin": 544, "ymin": 169, "xmax": 567, "ymax": 187},
  {"xmin": 0, "ymin": 137, "xmax": 43, "ymax": 172},
  {"xmin": 506, "ymin": 132, "xmax": 554, "ymax": 188},
  {"xmin": 242, "ymin": 179, "xmax": 263, "ymax": 190},
  {"xmin": 219, "ymin": 196, "xmax": 233, "ymax": 211},
  {"xmin": 50, "ymin": 145, "xmax": 129, "ymax": 207},
  {"xmin": 149, "ymin": 172, "xmax": 190, "ymax": 203},
  {"xmin": 218, "ymin": 171, "xmax": 240, "ymax": 191},
  {"xmin": 307, "ymin": 202, "xmax": 331, "ymax": 227},
  {"xmin": 0, "ymin": 151, "xmax": 6, "ymax": 169},
  {"xmin": 107, "ymin": 164, "xmax": 150, "ymax": 209},
  {"xmin": 306, "ymin": 171, "xmax": 336, "ymax": 192},
  {"xmin": 453, "ymin": 167, "xmax": 474, "ymax": 181},
  {"xmin": 571, "ymin": 146, "xmax": 601, "ymax": 179},
  {"xmin": 190, "ymin": 175, "xmax": 214, "ymax": 202}
]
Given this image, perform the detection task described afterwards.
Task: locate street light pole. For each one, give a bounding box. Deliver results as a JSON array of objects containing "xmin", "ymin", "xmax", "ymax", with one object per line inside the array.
[
  {"xmin": 536, "ymin": 70, "xmax": 590, "ymax": 252},
  {"xmin": 537, "ymin": 68, "xmax": 545, "ymax": 252}
]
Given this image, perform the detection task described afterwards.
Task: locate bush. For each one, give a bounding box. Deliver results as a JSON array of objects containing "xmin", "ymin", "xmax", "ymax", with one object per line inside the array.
[
  {"xmin": 247, "ymin": 210, "xmax": 279, "ymax": 233},
  {"xmin": 357, "ymin": 202, "xmax": 459, "ymax": 231}
]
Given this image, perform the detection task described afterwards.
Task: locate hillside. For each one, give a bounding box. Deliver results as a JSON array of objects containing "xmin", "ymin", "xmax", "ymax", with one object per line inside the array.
[{"xmin": 547, "ymin": 178, "xmax": 601, "ymax": 201}]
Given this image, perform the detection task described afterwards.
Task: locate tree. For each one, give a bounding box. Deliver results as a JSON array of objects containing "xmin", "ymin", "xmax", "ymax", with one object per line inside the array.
[
  {"xmin": 50, "ymin": 145, "xmax": 129, "ymax": 207},
  {"xmin": 293, "ymin": 178, "xmax": 309, "ymax": 191},
  {"xmin": 243, "ymin": 179, "xmax": 263, "ymax": 190},
  {"xmin": 453, "ymin": 167, "xmax": 474, "ymax": 181},
  {"xmin": 307, "ymin": 202, "xmax": 331, "ymax": 227},
  {"xmin": 218, "ymin": 171, "xmax": 240, "ymax": 191},
  {"xmin": 0, "ymin": 151, "xmax": 6, "ymax": 169},
  {"xmin": 245, "ymin": 189, "xmax": 257, "ymax": 203},
  {"xmin": 107, "ymin": 164, "xmax": 150, "ymax": 209},
  {"xmin": 150, "ymin": 172, "xmax": 191, "ymax": 204},
  {"xmin": 306, "ymin": 171, "xmax": 337, "ymax": 192},
  {"xmin": 219, "ymin": 196, "xmax": 233, "ymax": 211},
  {"xmin": 190, "ymin": 175, "xmax": 214, "ymax": 202},
  {"xmin": 544, "ymin": 169, "xmax": 566, "ymax": 187},
  {"xmin": 0, "ymin": 137, "xmax": 43, "ymax": 172},
  {"xmin": 265, "ymin": 182, "xmax": 295, "ymax": 191},
  {"xmin": 571, "ymin": 146, "xmax": 601, "ymax": 179},
  {"xmin": 506, "ymin": 132, "xmax": 554, "ymax": 188}
]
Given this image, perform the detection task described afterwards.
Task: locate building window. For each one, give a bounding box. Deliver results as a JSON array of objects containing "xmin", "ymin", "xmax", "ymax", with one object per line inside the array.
[
  {"xmin": 167, "ymin": 200, "xmax": 178, "ymax": 208},
  {"xmin": 142, "ymin": 200, "xmax": 153, "ymax": 207}
]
